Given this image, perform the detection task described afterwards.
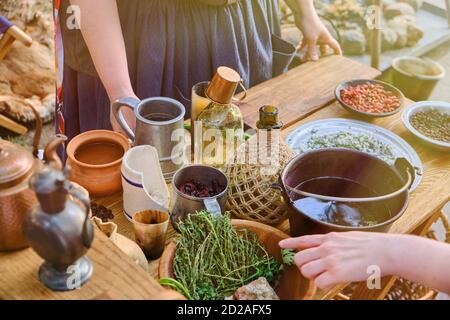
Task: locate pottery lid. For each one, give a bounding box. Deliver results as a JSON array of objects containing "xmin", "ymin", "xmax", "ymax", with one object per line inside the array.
[
  {"xmin": 0, "ymin": 139, "xmax": 35, "ymax": 188},
  {"xmin": 206, "ymin": 66, "xmax": 240, "ymax": 104}
]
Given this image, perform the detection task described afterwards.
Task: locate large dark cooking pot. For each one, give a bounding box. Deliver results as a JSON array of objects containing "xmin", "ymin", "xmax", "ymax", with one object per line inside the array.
[{"xmin": 275, "ymin": 149, "xmax": 416, "ymax": 236}]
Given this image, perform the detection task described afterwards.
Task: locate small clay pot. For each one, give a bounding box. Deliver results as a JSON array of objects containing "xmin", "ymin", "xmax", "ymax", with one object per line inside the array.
[{"xmin": 66, "ymin": 130, "xmax": 131, "ymax": 197}]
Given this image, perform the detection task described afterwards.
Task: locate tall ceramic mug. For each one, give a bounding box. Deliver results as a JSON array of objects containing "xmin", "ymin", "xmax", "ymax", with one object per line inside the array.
[{"xmin": 111, "ymin": 97, "xmax": 186, "ymax": 181}]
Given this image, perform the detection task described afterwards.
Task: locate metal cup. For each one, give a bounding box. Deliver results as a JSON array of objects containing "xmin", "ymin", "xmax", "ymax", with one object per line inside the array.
[
  {"xmin": 111, "ymin": 97, "xmax": 187, "ymax": 181},
  {"xmin": 171, "ymin": 165, "xmax": 229, "ymax": 228},
  {"xmin": 132, "ymin": 210, "xmax": 169, "ymax": 260}
]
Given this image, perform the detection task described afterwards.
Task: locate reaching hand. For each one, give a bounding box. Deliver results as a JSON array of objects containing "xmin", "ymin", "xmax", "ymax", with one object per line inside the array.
[
  {"xmin": 294, "ymin": 13, "xmax": 342, "ymax": 62},
  {"xmin": 279, "ymin": 232, "xmax": 395, "ymax": 290}
]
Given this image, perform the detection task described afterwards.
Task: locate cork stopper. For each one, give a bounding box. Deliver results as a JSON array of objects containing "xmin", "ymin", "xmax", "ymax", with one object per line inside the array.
[{"xmin": 206, "ymin": 66, "xmax": 240, "ymax": 105}]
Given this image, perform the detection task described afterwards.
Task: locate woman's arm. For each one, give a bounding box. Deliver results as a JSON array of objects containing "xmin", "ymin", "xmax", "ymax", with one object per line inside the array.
[
  {"xmin": 285, "ymin": 0, "xmax": 342, "ymax": 61},
  {"xmin": 389, "ymin": 235, "xmax": 450, "ymax": 294},
  {"xmin": 69, "ymin": 0, "xmax": 136, "ymax": 131},
  {"xmin": 280, "ymin": 232, "xmax": 450, "ymax": 294}
]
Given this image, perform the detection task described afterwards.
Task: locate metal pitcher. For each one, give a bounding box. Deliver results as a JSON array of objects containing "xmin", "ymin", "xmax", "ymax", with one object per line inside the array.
[
  {"xmin": 23, "ymin": 165, "xmax": 94, "ymax": 291},
  {"xmin": 0, "ymin": 99, "xmax": 67, "ymax": 251},
  {"xmin": 111, "ymin": 97, "xmax": 187, "ymax": 181}
]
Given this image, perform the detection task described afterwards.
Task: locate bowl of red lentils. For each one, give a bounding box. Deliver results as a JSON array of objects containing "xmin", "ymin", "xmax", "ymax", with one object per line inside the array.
[
  {"xmin": 402, "ymin": 101, "xmax": 450, "ymax": 150},
  {"xmin": 335, "ymin": 79, "xmax": 405, "ymax": 117}
]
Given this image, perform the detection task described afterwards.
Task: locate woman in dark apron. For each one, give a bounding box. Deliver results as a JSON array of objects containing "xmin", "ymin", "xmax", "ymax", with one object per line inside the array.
[{"xmin": 56, "ymin": 0, "xmax": 341, "ymax": 140}]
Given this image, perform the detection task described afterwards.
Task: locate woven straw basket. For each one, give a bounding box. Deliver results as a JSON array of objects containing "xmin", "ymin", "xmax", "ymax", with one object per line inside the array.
[{"xmin": 224, "ymin": 135, "xmax": 295, "ymax": 225}]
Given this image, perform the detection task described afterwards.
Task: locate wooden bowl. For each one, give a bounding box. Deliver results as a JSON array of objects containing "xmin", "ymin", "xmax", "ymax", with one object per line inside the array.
[
  {"xmin": 335, "ymin": 79, "xmax": 405, "ymax": 118},
  {"xmin": 159, "ymin": 219, "xmax": 316, "ymax": 300}
]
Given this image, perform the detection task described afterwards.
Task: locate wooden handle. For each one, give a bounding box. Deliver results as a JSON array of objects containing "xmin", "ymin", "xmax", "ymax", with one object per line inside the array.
[
  {"xmin": 7, "ymin": 25, "xmax": 32, "ymax": 47},
  {"xmin": 0, "ymin": 26, "xmax": 31, "ymax": 61},
  {"xmin": 0, "ymin": 95, "xmax": 42, "ymax": 152},
  {"xmin": 0, "ymin": 33, "xmax": 15, "ymax": 61},
  {"xmin": 334, "ymin": 293, "xmax": 350, "ymax": 300},
  {"xmin": 0, "ymin": 114, "xmax": 28, "ymax": 135}
]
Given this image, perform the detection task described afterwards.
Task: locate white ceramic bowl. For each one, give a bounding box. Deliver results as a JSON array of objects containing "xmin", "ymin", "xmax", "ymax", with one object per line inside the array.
[{"xmin": 402, "ymin": 101, "xmax": 450, "ymax": 150}]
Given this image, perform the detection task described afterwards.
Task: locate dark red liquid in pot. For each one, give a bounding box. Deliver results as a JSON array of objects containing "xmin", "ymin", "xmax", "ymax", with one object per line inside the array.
[{"xmin": 291, "ymin": 177, "xmax": 392, "ymax": 227}]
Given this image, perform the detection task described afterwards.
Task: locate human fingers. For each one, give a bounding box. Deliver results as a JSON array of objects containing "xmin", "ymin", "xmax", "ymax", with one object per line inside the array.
[
  {"xmin": 110, "ymin": 106, "xmax": 136, "ymax": 135},
  {"xmin": 294, "ymin": 247, "xmax": 322, "ymax": 268},
  {"xmin": 305, "ymin": 38, "xmax": 319, "ymax": 61},
  {"xmin": 320, "ymin": 44, "xmax": 328, "ymax": 57},
  {"xmin": 328, "ymin": 38, "xmax": 342, "ymax": 55},
  {"xmin": 314, "ymin": 272, "xmax": 337, "ymax": 290},
  {"xmin": 296, "ymin": 38, "xmax": 307, "ymax": 52},
  {"xmin": 300, "ymin": 259, "xmax": 327, "ymax": 280},
  {"xmin": 279, "ymin": 234, "xmax": 325, "ymax": 249}
]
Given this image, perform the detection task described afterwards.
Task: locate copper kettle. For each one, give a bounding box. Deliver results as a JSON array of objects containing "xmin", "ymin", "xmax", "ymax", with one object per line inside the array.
[{"xmin": 0, "ymin": 101, "xmax": 67, "ymax": 251}]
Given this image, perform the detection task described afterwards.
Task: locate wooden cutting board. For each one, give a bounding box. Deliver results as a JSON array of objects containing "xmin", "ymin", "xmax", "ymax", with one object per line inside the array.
[{"xmin": 239, "ymin": 55, "xmax": 381, "ymax": 129}]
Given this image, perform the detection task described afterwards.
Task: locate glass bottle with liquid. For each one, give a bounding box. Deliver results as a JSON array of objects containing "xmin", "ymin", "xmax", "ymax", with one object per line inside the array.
[
  {"xmin": 195, "ymin": 67, "xmax": 244, "ymax": 167},
  {"xmin": 191, "ymin": 81, "xmax": 212, "ymax": 155},
  {"xmin": 255, "ymin": 105, "xmax": 284, "ymax": 176}
]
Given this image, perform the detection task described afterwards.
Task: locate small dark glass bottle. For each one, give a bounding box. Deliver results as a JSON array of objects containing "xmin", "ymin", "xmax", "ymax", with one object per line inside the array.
[
  {"xmin": 255, "ymin": 106, "xmax": 283, "ymax": 168},
  {"xmin": 256, "ymin": 105, "xmax": 283, "ymax": 130}
]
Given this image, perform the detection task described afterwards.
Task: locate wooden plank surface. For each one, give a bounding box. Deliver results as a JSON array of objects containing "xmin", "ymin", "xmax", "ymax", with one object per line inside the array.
[
  {"xmin": 0, "ymin": 229, "xmax": 168, "ymax": 300},
  {"xmin": 240, "ymin": 55, "xmax": 380, "ymax": 129}
]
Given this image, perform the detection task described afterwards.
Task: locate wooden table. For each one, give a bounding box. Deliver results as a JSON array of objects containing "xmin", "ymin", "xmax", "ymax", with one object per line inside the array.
[
  {"xmin": 91, "ymin": 55, "xmax": 450, "ymax": 300},
  {"xmin": 1, "ymin": 55, "xmax": 448, "ymax": 300}
]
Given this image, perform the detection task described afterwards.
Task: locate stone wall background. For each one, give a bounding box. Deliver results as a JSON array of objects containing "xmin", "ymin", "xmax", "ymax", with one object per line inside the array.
[{"xmin": 0, "ymin": 0, "xmax": 55, "ymax": 125}]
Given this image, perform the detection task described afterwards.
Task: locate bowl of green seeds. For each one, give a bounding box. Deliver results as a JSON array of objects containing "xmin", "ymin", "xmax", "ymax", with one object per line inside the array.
[{"xmin": 402, "ymin": 101, "xmax": 450, "ymax": 150}]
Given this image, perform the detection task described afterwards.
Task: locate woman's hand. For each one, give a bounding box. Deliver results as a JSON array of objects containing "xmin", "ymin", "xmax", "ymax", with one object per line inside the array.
[
  {"xmin": 110, "ymin": 94, "xmax": 138, "ymax": 135},
  {"xmin": 279, "ymin": 232, "xmax": 397, "ymax": 290},
  {"xmin": 110, "ymin": 105, "xmax": 136, "ymax": 135},
  {"xmin": 295, "ymin": 14, "xmax": 342, "ymax": 62},
  {"xmin": 285, "ymin": 0, "xmax": 342, "ymax": 61}
]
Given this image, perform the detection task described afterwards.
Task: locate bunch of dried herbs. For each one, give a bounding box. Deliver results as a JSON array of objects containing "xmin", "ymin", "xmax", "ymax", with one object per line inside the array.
[{"xmin": 165, "ymin": 211, "xmax": 282, "ymax": 300}]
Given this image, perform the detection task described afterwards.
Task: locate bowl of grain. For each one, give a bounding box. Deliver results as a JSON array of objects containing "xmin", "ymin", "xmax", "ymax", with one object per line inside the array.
[
  {"xmin": 402, "ymin": 101, "xmax": 450, "ymax": 150},
  {"xmin": 335, "ymin": 79, "xmax": 404, "ymax": 118}
]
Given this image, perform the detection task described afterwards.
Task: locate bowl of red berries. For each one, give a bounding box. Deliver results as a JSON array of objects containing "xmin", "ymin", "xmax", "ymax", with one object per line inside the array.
[{"xmin": 335, "ymin": 79, "xmax": 405, "ymax": 118}]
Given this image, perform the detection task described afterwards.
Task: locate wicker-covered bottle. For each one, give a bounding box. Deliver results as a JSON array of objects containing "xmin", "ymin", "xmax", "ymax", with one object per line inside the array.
[{"xmin": 225, "ymin": 106, "xmax": 294, "ymax": 225}]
